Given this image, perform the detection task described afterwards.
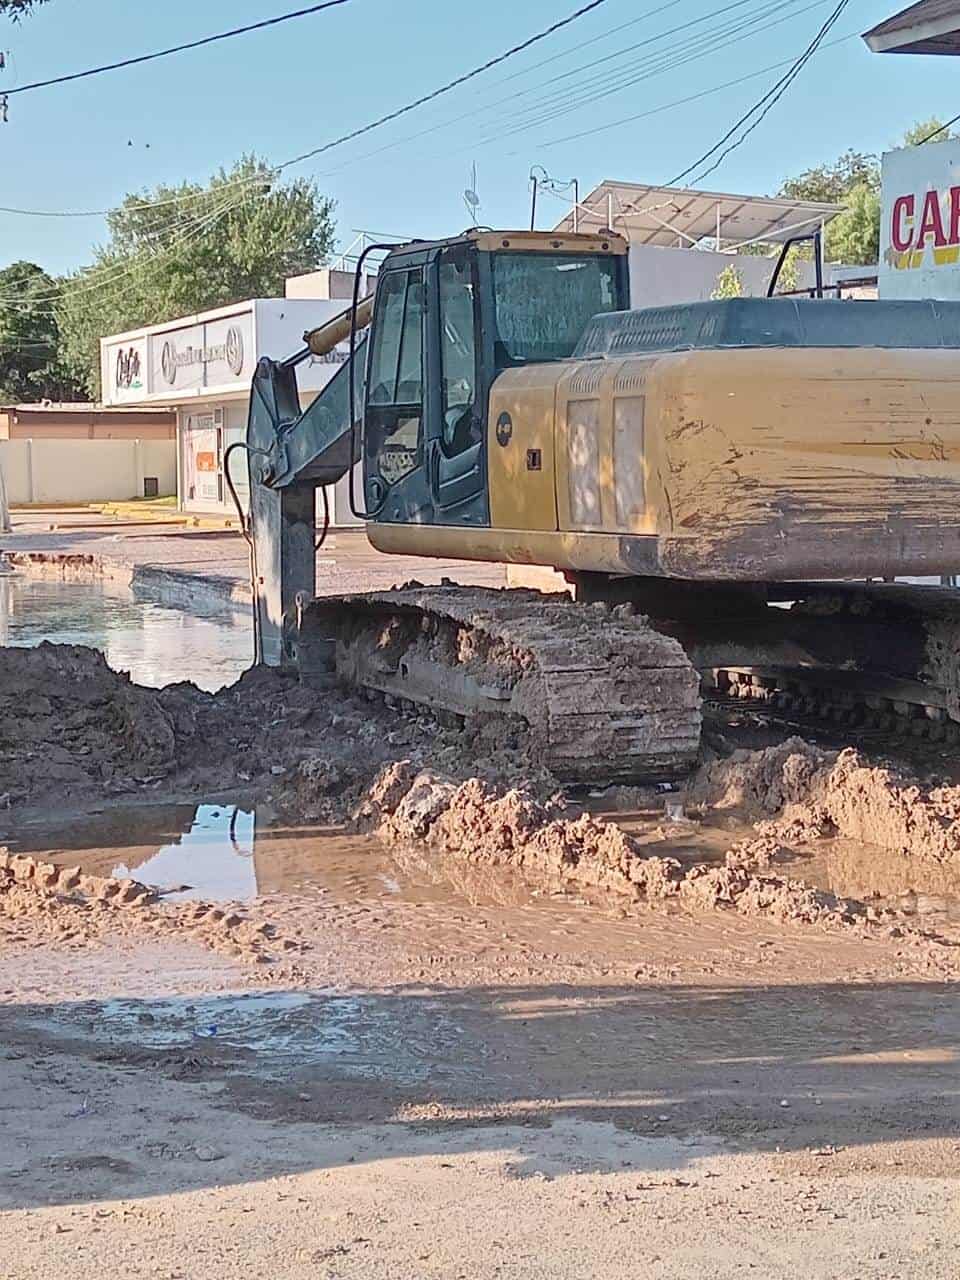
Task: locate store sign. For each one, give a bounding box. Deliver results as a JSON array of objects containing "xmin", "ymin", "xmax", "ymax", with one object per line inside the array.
[
  {"xmin": 146, "ymin": 312, "xmax": 254, "ymax": 395},
  {"xmin": 160, "ymin": 323, "xmax": 245, "ymax": 385},
  {"xmin": 103, "ymin": 337, "xmax": 147, "ymax": 402},
  {"xmin": 880, "ymin": 140, "xmax": 960, "ymax": 299}
]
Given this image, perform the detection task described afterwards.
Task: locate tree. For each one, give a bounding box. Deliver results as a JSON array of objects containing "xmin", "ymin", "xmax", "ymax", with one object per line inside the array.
[
  {"xmin": 0, "ymin": 261, "xmax": 84, "ymax": 402},
  {"xmin": 825, "ymin": 182, "xmax": 882, "ymax": 266},
  {"xmin": 711, "ymin": 264, "xmax": 744, "ymax": 299},
  {"xmin": 779, "ymin": 149, "xmax": 880, "ymax": 205},
  {"xmin": 902, "ymin": 118, "xmax": 958, "ymax": 147},
  {"xmin": 777, "ymin": 122, "xmax": 957, "ymax": 267},
  {"xmin": 0, "ymin": 0, "xmax": 50, "ymax": 17},
  {"xmin": 57, "ymin": 155, "xmax": 336, "ymax": 397}
]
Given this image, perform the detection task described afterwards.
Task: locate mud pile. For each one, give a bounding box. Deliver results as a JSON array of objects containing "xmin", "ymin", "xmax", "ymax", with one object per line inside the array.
[
  {"xmin": 360, "ymin": 765, "xmax": 860, "ymax": 927},
  {"xmin": 0, "ymin": 849, "xmax": 302, "ymax": 963},
  {"xmin": 1, "ymin": 643, "xmax": 431, "ymax": 815},
  {"xmin": 690, "ymin": 739, "xmax": 960, "ymax": 863},
  {"xmin": 0, "ymin": 644, "xmax": 179, "ymax": 806}
]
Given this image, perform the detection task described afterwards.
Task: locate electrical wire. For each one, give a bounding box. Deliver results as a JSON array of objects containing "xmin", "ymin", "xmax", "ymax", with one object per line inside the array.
[
  {"xmin": 274, "ymin": 0, "xmax": 614, "ymax": 174},
  {"xmin": 665, "ymin": 0, "xmax": 852, "ymax": 188},
  {"xmin": 310, "ymin": 0, "xmax": 809, "ymax": 180},
  {"xmin": 916, "ymin": 114, "xmax": 960, "ymax": 144},
  {"xmin": 223, "ymin": 440, "xmax": 270, "ymax": 666},
  {"xmin": 463, "ymin": 0, "xmax": 827, "ymax": 150},
  {"xmin": 532, "ymin": 29, "xmax": 854, "ymax": 150},
  {"xmin": 282, "ymin": 0, "xmax": 826, "ymax": 190},
  {"xmin": 0, "ymin": 192, "xmax": 246, "ymax": 304},
  {"xmin": 3, "ymin": 1, "xmax": 350, "ymax": 97},
  {"xmin": 492, "ymin": 0, "xmax": 686, "ymax": 88},
  {"xmin": 0, "ymin": 190, "xmax": 257, "ymax": 310},
  {"xmin": 0, "ymin": 0, "xmax": 614, "ymax": 219},
  {"xmin": 315, "ymin": 483, "xmax": 330, "ymax": 549}
]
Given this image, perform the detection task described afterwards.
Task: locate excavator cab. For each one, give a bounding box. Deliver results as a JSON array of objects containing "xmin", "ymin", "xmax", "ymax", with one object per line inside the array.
[
  {"xmin": 247, "ymin": 230, "xmax": 628, "ymax": 663},
  {"xmin": 358, "ymin": 230, "xmax": 629, "ymax": 528}
]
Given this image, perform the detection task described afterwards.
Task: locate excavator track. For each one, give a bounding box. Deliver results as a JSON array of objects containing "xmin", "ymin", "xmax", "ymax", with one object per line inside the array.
[
  {"xmin": 296, "ymin": 586, "xmax": 702, "ymax": 784},
  {"xmin": 687, "ymin": 582, "xmax": 960, "ymax": 750}
]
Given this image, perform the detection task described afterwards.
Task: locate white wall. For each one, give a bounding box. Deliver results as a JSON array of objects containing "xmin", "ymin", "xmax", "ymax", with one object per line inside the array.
[
  {"xmin": 629, "ymin": 243, "xmax": 776, "ymax": 306},
  {"xmin": 0, "ymin": 439, "xmax": 175, "ymax": 504}
]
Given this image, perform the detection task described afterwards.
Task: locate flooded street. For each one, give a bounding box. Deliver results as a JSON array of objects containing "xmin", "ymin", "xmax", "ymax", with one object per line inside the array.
[
  {"xmin": 4, "ymin": 571, "xmax": 960, "ymax": 1276},
  {"xmin": 0, "ymin": 574, "xmax": 251, "ymax": 691},
  {"xmin": 2, "ymin": 799, "xmax": 540, "ymax": 912}
]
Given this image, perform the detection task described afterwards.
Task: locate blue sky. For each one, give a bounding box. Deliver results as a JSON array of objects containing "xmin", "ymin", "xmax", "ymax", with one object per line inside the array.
[{"xmin": 0, "ymin": 0, "xmax": 957, "ymax": 275}]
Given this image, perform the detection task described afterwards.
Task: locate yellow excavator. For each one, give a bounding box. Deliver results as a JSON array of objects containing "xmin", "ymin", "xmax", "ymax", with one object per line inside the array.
[{"xmin": 245, "ymin": 228, "xmax": 960, "ymax": 782}]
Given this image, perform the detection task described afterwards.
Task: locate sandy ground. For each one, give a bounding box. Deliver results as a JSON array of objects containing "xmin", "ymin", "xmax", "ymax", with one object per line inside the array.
[
  {"xmin": 3, "ymin": 550, "xmax": 960, "ymax": 1275},
  {"xmin": 2, "ymin": 849, "xmax": 960, "ymax": 1279}
]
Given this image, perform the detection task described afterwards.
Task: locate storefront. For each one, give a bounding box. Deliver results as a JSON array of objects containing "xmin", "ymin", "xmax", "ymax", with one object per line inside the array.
[{"xmin": 101, "ymin": 297, "xmax": 359, "ymax": 522}]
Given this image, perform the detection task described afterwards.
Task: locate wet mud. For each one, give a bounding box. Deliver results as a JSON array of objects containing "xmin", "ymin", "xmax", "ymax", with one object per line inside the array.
[
  {"xmin": 7, "ymin": 642, "xmax": 960, "ymax": 965},
  {"xmin": 0, "ymin": 847, "xmax": 307, "ymax": 966}
]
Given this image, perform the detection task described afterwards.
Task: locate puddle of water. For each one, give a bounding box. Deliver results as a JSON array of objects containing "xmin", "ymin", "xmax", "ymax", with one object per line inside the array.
[
  {"xmin": 21, "ymin": 989, "xmax": 474, "ymax": 1085},
  {"xmin": 600, "ymin": 804, "xmax": 960, "ymax": 924},
  {"xmin": 4, "ymin": 800, "xmax": 540, "ymax": 910},
  {"xmin": 792, "ymin": 838, "xmax": 960, "ymax": 922},
  {"xmin": 0, "ymin": 574, "xmax": 251, "ymax": 691}
]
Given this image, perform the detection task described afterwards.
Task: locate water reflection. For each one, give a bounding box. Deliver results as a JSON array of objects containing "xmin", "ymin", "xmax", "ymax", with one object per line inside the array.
[
  {"xmin": 0, "ymin": 574, "xmax": 251, "ymax": 690},
  {"xmin": 5, "ymin": 800, "xmax": 538, "ymax": 910}
]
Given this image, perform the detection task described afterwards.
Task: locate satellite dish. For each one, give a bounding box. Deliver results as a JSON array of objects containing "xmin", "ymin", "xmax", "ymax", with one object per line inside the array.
[{"xmin": 463, "ymin": 189, "xmax": 480, "ymax": 209}]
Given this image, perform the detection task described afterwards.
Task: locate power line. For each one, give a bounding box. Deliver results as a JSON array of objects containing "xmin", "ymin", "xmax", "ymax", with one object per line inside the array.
[
  {"xmin": 0, "ymin": 193, "xmax": 253, "ymax": 311},
  {"xmin": 2, "ymin": 1, "xmax": 351, "ymax": 97},
  {"xmin": 0, "ymin": 0, "xmax": 613, "ymax": 219},
  {"xmin": 666, "ymin": 0, "xmax": 851, "ymax": 188},
  {"xmin": 465, "ymin": 0, "xmax": 825, "ymax": 149},
  {"xmin": 533, "ymin": 29, "xmax": 854, "ymax": 150},
  {"xmin": 310, "ymin": 0, "xmax": 716, "ymax": 171},
  {"xmin": 273, "ymin": 0, "xmax": 614, "ymax": 173},
  {"xmin": 917, "ymin": 114, "xmax": 960, "ymax": 144},
  {"xmin": 294, "ymin": 0, "xmax": 824, "ymax": 188}
]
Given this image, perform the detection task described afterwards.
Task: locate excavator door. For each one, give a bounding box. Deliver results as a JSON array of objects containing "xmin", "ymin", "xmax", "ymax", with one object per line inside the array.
[{"xmin": 363, "ymin": 242, "xmax": 487, "ymax": 527}]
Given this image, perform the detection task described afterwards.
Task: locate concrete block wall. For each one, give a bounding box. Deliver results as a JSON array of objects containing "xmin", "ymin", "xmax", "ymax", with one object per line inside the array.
[{"xmin": 0, "ymin": 438, "xmax": 176, "ymax": 504}]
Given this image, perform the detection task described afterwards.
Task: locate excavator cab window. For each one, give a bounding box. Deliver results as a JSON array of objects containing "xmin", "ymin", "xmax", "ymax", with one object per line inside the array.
[
  {"xmin": 365, "ymin": 267, "xmax": 425, "ymax": 489},
  {"xmin": 490, "ymin": 252, "xmax": 620, "ymax": 367},
  {"xmin": 438, "ymin": 249, "xmax": 479, "ymax": 459}
]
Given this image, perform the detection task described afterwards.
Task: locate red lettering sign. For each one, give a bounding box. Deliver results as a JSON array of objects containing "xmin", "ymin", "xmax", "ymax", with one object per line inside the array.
[
  {"xmin": 948, "ymin": 186, "xmax": 960, "ymax": 244},
  {"xmin": 918, "ymin": 189, "xmax": 947, "ymax": 247},
  {"xmin": 891, "ymin": 194, "xmax": 915, "ymax": 251}
]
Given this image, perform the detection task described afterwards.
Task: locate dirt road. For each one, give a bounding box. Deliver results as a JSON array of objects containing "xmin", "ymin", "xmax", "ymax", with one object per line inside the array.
[
  {"xmin": 2, "ymin": 853, "xmax": 960, "ymax": 1278},
  {"xmin": 3, "ymin": 641, "xmax": 960, "ymax": 1276}
]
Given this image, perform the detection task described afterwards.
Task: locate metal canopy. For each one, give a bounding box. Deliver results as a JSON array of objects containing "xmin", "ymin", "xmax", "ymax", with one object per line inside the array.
[
  {"xmin": 550, "ymin": 180, "xmax": 841, "ymax": 249},
  {"xmin": 863, "ymin": 0, "xmax": 960, "ymax": 54}
]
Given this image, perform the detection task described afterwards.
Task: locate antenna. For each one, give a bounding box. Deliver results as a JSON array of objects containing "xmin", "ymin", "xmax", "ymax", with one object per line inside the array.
[{"xmin": 463, "ymin": 162, "xmax": 481, "ymax": 222}]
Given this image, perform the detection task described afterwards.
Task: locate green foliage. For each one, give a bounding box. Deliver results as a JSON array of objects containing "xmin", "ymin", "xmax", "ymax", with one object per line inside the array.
[
  {"xmin": 901, "ymin": 118, "xmax": 958, "ymax": 147},
  {"xmin": 56, "ymin": 156, "xmax": 336, "ymax": 397},
  {"xmin": 776, "ymin": 122, "xmax": 955, "ymax": 268},
  {"xmin": 779, "ymin": 149, "xmax": 880, "ymax": 205},
  {"xmin": 769, "ymin": 249, "xmax": 800, "ymax": 295},
  {"xmin": 825, "ymin": 182, "xmax": 882, "ymax": 267},
  {"xmin": 711, "ymin": 264, "xmax": 744, "ymax": 300},
  {"xmin": 0, "ymin": 261, "xmax": 84, "ymax": 402},
  {"xmin": 0, "ymin": 0, "xmax": 49, "ymax": 17}
]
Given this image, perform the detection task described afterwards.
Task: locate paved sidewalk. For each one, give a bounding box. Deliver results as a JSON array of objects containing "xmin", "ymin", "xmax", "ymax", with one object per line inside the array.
[{"xmin": 0, "ymin": 510, "xmax": 506, "ymax": 607}]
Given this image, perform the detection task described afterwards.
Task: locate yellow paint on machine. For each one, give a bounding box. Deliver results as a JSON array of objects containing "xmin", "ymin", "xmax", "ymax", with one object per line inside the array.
[
  {"xmin": 367, "ymin": 521, "xmax": 637, "ymax": 574},
  {"xmin": 393, "ymin": 344, "xmax": 960, "ymax": 581},
  {"xmin": 487, "ymin": 363, "xmax": 560, "ymax": 532}
]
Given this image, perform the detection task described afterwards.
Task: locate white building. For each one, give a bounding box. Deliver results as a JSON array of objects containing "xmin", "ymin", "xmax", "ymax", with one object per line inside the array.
[{"xmin": 100, "ymin": 270, "xmax": 368, "ymax": 524}]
